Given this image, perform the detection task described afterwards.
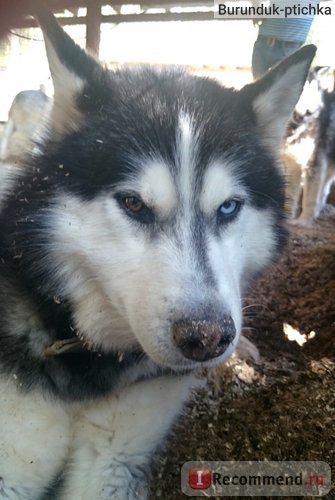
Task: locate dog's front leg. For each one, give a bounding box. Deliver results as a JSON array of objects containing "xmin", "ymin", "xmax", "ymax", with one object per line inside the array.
[
  {"xmin": 60, "ymin": 374, "xmax": 197, "ymax": 500},
  {"xmin": 0, "ymin": 379, "xmax": 70, "ymax": 500},
  {"xmin": 299, "ymin": 149, "xmax": 328, "ymax": 223}
]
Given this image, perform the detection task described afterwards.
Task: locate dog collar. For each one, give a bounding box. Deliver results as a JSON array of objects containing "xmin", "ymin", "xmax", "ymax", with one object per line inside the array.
[{"xmin": 45, "ymin": 337, "xmax": 96, "ymax": 356}]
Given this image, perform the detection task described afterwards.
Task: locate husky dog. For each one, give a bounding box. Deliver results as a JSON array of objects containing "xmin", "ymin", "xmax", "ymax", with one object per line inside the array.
[
  {"xmin": 299, "ymin": 88, "xmax": 335, "ymax": 222},
  {"xmin": 0, "ymin": 7, "xmax": 315, "ymax": 500},
  {"xmin": 0, "ymin": 86, "xmax": 49, "ymax": 161},
  {"xmin": 284, "ymin": 67, "xmax": 335, "ymax": 223}
]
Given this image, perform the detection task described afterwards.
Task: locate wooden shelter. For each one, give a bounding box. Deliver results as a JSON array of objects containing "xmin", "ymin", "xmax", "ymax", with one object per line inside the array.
[{"xmin": 11, "ymin": 1, "xmax": 216, "ymax": 56}]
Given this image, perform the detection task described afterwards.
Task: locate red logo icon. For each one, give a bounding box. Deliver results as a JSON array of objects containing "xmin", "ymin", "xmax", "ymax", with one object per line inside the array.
[{"xmin": 188, "ymin": 467, "xmax": 212, "ymax": 490}]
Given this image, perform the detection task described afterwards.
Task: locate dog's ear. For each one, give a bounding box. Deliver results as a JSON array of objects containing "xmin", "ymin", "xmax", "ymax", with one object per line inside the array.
[
  {"xmin": 241, "ymin": 45, "xmax": 316, "ymax": 156},
  {"xmin": 34, "ymin": 5, "xmax": 102, "ymax": 135}
]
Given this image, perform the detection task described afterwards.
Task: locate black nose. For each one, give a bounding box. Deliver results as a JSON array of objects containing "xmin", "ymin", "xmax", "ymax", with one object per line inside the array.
[{"xmin": 172, "ymin": 315, "xmax": 236, "ymax": 362}]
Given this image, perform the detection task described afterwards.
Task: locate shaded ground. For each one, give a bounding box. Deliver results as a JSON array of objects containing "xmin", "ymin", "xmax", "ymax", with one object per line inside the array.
[{"xmin": 150, "ymin": 215, "xmax": 335, "ymax": 499}]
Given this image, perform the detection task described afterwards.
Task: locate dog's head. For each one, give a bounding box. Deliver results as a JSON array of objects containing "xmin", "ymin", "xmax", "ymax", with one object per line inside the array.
[{"xmin": 13, "ymin": 10, "xmax": 315, "ymax": 370}]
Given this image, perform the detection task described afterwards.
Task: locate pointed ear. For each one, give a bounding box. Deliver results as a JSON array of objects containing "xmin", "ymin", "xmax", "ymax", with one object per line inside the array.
[
  {"xmin": 241, "ymin": 45, "xmax": 316, "ymax": 156},
  {"xmin": 34, "ymin": 5, "xmax": 102, "ymax": 135}
]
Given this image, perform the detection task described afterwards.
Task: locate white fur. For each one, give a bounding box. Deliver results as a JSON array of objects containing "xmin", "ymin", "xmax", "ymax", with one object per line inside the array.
[
  {"xmin": 137, "ymin": 160, "xmax": 177, "ymax": 218},
  {"xmin": 45, "ymin": 194, "xmax": 140, "ymax": 352},
  {"xmin": 60, "ymin": 374, "xmax": 197, "ymax": 500},
  {"xmin": 177, "ymin": 113, "xmax": 198, "ymax": 209},
  {"xmin": 0, "ymin": 378, "xmax": 71, "ymax": 499},
  {"xmin": 0, "ymin": 374, "xmax": 198, "ymax": 499},
  {"xmin": 200, "ymin": 161, "xmax": 247, "ymax": 214}
]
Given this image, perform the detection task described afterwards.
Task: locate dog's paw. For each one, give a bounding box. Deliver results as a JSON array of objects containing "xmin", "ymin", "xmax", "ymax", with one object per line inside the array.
[
  {"xmin": 0, "ymin": 481, "xmax": 37, "ymax": 500},
  {"xmin": 319, "ymin": 204, "xmax": 335, "ymax": 218},
  {"xmin": 99, "ymin": 479, "xmax": 148, "ymax": 500}
]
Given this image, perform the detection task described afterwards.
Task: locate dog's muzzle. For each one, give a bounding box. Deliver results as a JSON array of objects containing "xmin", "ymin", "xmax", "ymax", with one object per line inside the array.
[{"xmin": 172, "ymin": 315, "xmax": 236, "ymax": 362}]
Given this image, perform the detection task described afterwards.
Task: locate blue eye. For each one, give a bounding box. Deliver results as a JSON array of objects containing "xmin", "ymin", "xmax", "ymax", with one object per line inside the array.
[{"xmin": 218, "ymin": 199, "xmax": 242, "ymax": 221}]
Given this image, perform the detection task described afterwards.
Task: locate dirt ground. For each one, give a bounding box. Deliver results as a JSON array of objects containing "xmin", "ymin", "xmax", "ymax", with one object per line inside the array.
[{"xmin": 150, "ymin": 214, "xmax": 335, "ymax": 500}]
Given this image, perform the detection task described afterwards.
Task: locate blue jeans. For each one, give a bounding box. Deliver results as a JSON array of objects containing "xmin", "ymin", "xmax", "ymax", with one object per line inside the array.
[{"xmin": 252, "ymin": 35, "xmax": 302, "ymax": 79}]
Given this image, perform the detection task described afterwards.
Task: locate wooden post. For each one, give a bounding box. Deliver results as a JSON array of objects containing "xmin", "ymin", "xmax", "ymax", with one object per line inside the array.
[{"xmin": 86, "ymin": 1, "xmax": 101, "ymax": 57}]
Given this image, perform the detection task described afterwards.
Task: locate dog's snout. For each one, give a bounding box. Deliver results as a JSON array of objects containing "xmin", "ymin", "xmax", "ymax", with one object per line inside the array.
[{"xmin": 172, "ymin": 315, "xmax": 236, "ymax": 362}]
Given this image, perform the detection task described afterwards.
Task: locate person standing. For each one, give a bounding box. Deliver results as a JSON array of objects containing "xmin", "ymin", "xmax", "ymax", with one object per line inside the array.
[{"xmin": 252, "ymin": 17, "xmax": 315, "ymax": 79}]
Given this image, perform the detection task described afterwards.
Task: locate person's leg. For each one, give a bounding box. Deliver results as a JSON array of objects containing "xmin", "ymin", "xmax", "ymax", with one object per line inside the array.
[
  {"xmin": 271, "ymin": 43, "xmax": 303, "ymax": 68},
  {"xmin": 252, "ymin": 38, "xmax": 302, "ymax": 79},
  {"xmin": 252, "ymin": 36, "xmax": 271, "ymax": 79}
]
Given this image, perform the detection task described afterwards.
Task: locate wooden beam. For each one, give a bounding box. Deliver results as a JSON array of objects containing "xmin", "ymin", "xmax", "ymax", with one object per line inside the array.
[
  {"xmin": 86, "ymin": 1, "xmax": 101, "ymax": 56},
  {"xmin": 11, "ymin": 10, "xmax": 215, "ymax": 29},
  {"xmin": 102, "ymin": 11, "xmax": 215, "ymax": 22},
  {"xmin": 46, "ymin": 0, "xmax": 213, "ymax": 8}
]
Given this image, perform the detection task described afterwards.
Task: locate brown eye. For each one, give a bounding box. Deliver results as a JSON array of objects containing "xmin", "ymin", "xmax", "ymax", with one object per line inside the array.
[
  {"xmin": 123, "ymin": 196, "xmax": 145, "ymax": 213},
  {"xmin": 116, "ymin": 193, "xmax": 154, "ymax": 224}
]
